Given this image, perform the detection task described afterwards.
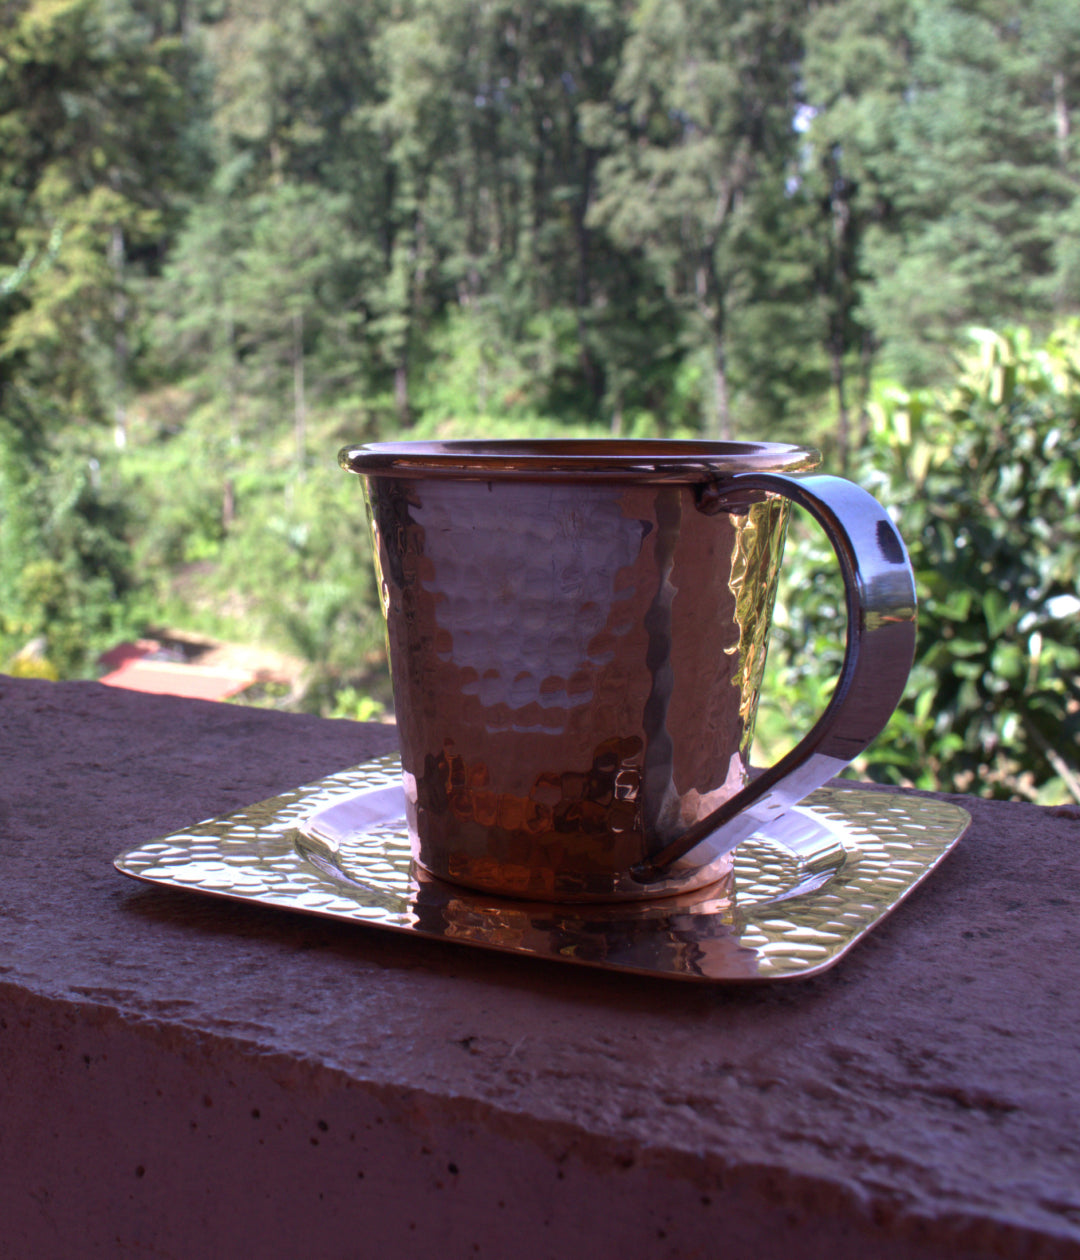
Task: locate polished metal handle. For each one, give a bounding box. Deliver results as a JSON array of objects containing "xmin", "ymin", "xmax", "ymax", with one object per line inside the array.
[{"xmin": 633, "ymin": 471, "xmax": 917, "ymax": 882}]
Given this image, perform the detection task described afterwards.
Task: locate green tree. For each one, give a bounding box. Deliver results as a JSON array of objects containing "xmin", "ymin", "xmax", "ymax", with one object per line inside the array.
[
  {"xmin": 0, "ymin": 427, "xmax": 143, "ymax": 675},
  {"xmin": 806, "ymin": 0, "xmax": 1080, "ymax": 384},
  {"xmin": 365, "ymin": 0, "xmax": 636, "ymax": 425},
  {"xmin": 0, "ymin": 0, "xmax": 211, "ymax": 675},
  {"xmin": 0, "ymin": 0, "xmax": 211, "ymax": 439},
  {"xmin": 584, "ymin": 0, "xmax": 809, "ymax": 438},
  {"xmin": 801, "ymin": 0, "xmax": 919, "ymax": 439}
]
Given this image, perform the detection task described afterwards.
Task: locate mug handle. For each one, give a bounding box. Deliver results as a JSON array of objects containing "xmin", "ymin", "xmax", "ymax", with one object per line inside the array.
[{"xmin": 632, "ymin": 472, "xmax": 917, "ymax": 883}]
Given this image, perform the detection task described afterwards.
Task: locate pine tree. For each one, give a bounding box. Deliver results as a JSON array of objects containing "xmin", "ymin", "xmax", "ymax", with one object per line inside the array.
[
  {"xmin": 584, "ymin": 0, "xmax": 809, "ymax": 438},
  {"xmin": 805, "ymin": 0, "xmax": 1080, "ymax": 384},
  {"xmin": 0, "ymin": 0, "xmax": 211, "ymax": 440}
]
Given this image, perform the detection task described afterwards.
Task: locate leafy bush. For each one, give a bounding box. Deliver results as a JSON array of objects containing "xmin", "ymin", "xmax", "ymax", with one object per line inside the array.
[{"xmin": 759, "ymin": 325, "xmax": 1080, "ymax": 805}]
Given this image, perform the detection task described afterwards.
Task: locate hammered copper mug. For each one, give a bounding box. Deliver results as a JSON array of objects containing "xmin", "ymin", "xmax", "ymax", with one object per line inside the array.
[{"xmin": 340, "ymin": 440, "xmax": 916, "ymax": 902}]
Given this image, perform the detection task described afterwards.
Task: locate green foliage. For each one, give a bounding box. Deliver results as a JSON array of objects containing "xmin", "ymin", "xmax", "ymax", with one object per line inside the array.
[
  {"xmin": 804, "ymin": 0, "xmax": 1080, "ymax": 384},
  {"xmin": 0, "ymin": 428, "xmax": 145, "ymax": 675},
  {"xmin": 122, "ymin": 401, "xmax": 389, "ymax": 709},
  {"xmin": 1, "ymin": 0, "xmax": 1079, "ymax": 798},
  {"xmin": 584, "ymin": 0, "xmax": 812, "ymax": 438},
  {"xmin": 760, "ymin": 326, "xmax": 1080, "ymax": 804},
  {"xmin": 327, "ymin": 686, "xmax": 387, "ymax": 723},
  {"xmin": 0, "ymin": 0, "xmax": 212, "ymax": 436}
]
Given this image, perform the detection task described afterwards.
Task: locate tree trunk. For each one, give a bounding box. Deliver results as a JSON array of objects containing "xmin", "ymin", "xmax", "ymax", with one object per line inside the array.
[
  {"xmin": 394, "ymin": 361, "xmax": 410, "ymax": 424},
  {"xmin": 696, "ymin": 258, "xmax": 732, "ymax": 440},
  {"xmin": 1053, "ymin": 70, "xmax": 1069, "ymax": 168},
  {"xmin": 574, "ymin": 147, "xmax": 602, "ymax": 408},
  {"xmin": 824, "ymin": 153, "xmax": 855, "ymax": 470},
  {"xmin": 222, "ymin": 477, "xmax": 235, "ymax": 531},
  {"xmin": 712, "ymin": 337, "xmax": 732, "ymax": 441},
  {"xmin": 830, "ymin": 338, "xmax": 850, "ymax": 474},
  {"xmin": 857, "ymin": 332, "xmax": 877, "ymax": 447},
  {"xmin": 610, "ymin": 387, "xmax": 623, "ymax": 435},
  {"xmin": 224, "ymin": 305, "xmax": 239, "ymax": 446},
  {"xmin": 110, "ymin": 223, "xmax": 128, "ymax": 449},
  {"xmin": 293, "ymin": 310, "xmax": 306, "ymax": 480}
]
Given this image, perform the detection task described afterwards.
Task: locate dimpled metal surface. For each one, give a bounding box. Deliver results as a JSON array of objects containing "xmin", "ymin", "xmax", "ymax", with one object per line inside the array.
[
  {"xmin": 362, "ymin": 470, "xmax": 791, "ymax": 901},
  {"xmin": 348, "ymin": 441, "xmax": 916, "ymax": 903},
  {"xmin": 113, "ymin": 755, "xmax": 972, "ymax": 983}
]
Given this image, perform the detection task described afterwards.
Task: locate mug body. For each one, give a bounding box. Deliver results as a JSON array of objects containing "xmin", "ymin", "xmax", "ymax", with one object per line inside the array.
[{"xmin": 344, "ymin": 440, "xmax": 819, "ymax": 901}]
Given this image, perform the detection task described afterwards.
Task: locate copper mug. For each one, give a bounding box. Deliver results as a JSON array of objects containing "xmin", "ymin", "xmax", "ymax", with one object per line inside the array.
[{"xmin": 341, "ymin": 440, "xmax": 916, "ymax": 902}]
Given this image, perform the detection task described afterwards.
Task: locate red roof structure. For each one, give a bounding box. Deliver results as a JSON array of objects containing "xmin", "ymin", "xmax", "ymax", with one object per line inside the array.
[
  {"xmin": 98, "ymin": 639, "xmax": 256, "ymax": 702},
  {"xmin": 99, "ymin": 658, "xmax": 254, "ymax": 702}
]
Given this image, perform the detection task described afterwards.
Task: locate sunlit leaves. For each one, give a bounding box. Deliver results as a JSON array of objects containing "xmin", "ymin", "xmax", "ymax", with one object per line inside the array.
[{"xmin": 762, "ymin": 324, "xmax": 1080, "ymax": 804}]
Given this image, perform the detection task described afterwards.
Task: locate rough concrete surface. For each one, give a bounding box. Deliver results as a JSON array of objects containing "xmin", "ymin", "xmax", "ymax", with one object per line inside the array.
[{"xmin": 1, "ymin": 675, "xmax": 1079, "ymax": 1259}]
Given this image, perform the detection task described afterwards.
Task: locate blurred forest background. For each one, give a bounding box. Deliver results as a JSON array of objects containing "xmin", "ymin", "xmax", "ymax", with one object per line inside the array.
[{"xmin": 1, "ymin": 0, "xmax": 1078, "ymax": 802}]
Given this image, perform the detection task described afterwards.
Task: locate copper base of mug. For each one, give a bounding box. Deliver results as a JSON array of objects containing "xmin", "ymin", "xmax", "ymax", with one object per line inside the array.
[
  {"xmin": 405, "ymin": 737, "xmax": 739, "ymax": 902},
  {"xmin": 411, "ymin": 838, "xmax": 736, "ymax": 904}
]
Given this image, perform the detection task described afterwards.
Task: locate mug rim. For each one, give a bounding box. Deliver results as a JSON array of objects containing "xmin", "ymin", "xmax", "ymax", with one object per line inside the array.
[{"xmin": 340, "ymin": 439, "xmax": 821, "ymax": 481}]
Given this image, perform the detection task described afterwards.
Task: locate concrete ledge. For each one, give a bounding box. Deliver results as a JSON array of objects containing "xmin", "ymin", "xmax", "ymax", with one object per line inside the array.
[{"xmin": 2, "ymin": 676, "xmax": 1079, "ymax": 1258}]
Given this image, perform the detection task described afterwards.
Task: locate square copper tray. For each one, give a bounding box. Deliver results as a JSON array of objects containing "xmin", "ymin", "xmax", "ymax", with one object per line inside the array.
[{"xmin": 115, "ymin": 755, "xmax": 970, "ymax": 982}]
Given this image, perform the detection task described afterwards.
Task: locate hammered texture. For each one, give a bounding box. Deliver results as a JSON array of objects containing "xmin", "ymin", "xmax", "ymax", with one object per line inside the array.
[
  {"xmin": 366, "ymin": 475, "xmax": 790, "ymax": 900},
  {"xmin": 115, "ymin": 757, "xmax": 970, "ymax": 983}
]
